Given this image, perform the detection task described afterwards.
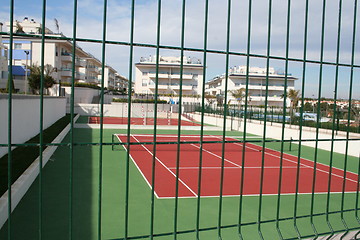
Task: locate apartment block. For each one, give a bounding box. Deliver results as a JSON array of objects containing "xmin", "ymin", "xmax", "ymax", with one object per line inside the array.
[
  {"xmin": 135, "ymin": 56, "xmax": 203, "ymax": 96},
  {"xmin": 3, "ymin": 18, "xmax": 127, "ymax": 92},
  {"xmin": 205, "ymin": 66, "xmax": 297, "ymax": 107},
  {"xmin": 0, "ymin": 23, "xmax": 8, "ymax": 90}
]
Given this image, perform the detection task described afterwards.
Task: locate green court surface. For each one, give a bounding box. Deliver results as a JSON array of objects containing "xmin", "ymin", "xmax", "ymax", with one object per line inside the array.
[{"xmin": 0, "ymin": 127, "xmax": 359, "ymax": 239}]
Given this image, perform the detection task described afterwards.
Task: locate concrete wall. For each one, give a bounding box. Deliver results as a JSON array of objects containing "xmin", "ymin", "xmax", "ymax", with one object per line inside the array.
[
  {"xmin": 69, "ymin": 102, "xmax": 172, "ymax": 118},
  {"xmin": 191, "ymin": 112, "xmax": 360, "ymax": 157},
  {"xmin": 0, "ymin": 114, "xmax": 78, "ymax": 229},
  {"xmin": 49, "ymin": 85, "xmax": 115, "ymax": 105},
  {"xmin": 63, "ymin": 87, "xmax": 100, "ymax": 104},
  {"xmin": 0, "ymin": 94, "xmax": 66, "ymax": 158}
]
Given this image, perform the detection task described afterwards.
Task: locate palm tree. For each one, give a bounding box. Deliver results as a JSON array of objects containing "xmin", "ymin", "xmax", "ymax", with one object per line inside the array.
[
  {"xmin": 27, "ymin": 64, "xmax": 56, "ymax": 94},
  {"xmin": 204, "ymin": 93, "xmax": 216, "ymax": 105},
  {"xmin": 282, "ymin": 89, "xmax": 300, "ymax": 122},
  {"xmin": 230, "ymin": 88, "xmax": 246, "ymax": 118},
  {"xmin": 15, "ymin": 22, "xmax": 25, "ymax": 33},
  {"xmin": 230, "ymin": 88, "xmax": 246, "ymax": 106},
  {"xmin": 287, "ymin": 89, "xmax": 300, "ymax": 112}
]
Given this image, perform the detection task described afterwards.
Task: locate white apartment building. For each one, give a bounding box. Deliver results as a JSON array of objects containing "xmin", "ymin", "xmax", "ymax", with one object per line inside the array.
[
  {"xmin": 102, "ymin": 66, "xmax": 116, "ymax": 89},
  {"xmin": 0, "ymin": 23, "xmax": 8, "ymax": 90},
  {"xmin": 115, "ymin": 73, "xmax": 128, "ymax": 93},
  {"xmin": 135, "ymin": 56, "xmax": 203, "ymax": 96},
  {"xmin": 205, "ymin": 66, "xmax": 297, "ymax": 107},
  {"xmin": 85, "ymin": 57, "xmax": 102, "ymax": 85},
  {"xmin": 3, "ymin": 18, "xmax": 127, "ymax": 92}
]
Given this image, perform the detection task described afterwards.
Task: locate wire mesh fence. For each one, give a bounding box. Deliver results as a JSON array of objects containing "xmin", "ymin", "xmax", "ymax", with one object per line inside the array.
[{"xmin": 1, "ymin": 0, "xmax": 360, "ymax": 239}]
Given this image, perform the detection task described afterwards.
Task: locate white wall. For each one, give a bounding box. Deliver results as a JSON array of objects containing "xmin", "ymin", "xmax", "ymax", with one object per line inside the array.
[
  {"xmin": 31, "ymin": 42, "xmax": 56, "ymax": 67},
  {"xmin": 0, "ymin": 94, "xmax": 66, "ymax": 158},
  {"xmin": 70, "ymin": 102, "xmax": 171, "ymax": 118},
  {"xmin": 0, "ymin": 114, "xmax": 78, "ymax": 229},
  {"xmin": 63, "ymin": 86, "xmax": 100, "ymax": 104},
  {"xmin": 191, "ymin": 112, "xmax": 360, "ymax": 157}
]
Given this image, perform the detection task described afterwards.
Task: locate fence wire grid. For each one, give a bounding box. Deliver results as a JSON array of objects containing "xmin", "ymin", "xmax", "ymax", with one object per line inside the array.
[{"xmin": 1, "ymin": 0, "xmax": 360, "ymax": 239}]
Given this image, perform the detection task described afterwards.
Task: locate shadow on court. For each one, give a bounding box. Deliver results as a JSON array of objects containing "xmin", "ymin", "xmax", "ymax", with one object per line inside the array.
[{"xmin": 0, "ymin": 128, "xmax": 96, "ymax": 239}]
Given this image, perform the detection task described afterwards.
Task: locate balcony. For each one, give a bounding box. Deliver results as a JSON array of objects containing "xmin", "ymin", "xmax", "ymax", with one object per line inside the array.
[
  {"xmin": 248, "ymin": 96, "xmax": 283, "ymax": 102},
  {"xmin": 60, "ymin": 69, "xmax": 85, "ymax": 80},
  {"xmin": 148, "ymin": 84, "xmax": 169, "ymax": 90},
  {"xmin": 147, "ymin": 83, "xmax": 194, "ymax": 91},
  {"xmin": 170, "ymin": 73, "xmax": 193, "ymax": 80},
  {"xmin": 169, "ymin": 84, "xmax": 193, "ymax": 90},
  {"xmin": 75, "ymin": 59, "xmax": 86, "ymax": 67},
  {"xmin": 60, "ymin": 53, "xmax": 85, "ymax": 67},
  {"xmin": 60, "ymin": 52, "xmax": 72, "ymax": 62},
  {"xmin": 87, "ymin": 65, "xmax": 100, "ymax": 73},
  {"xmin": 235, "ymin": 84, "xmax": 288, "ymax": 91},
  {"xmin": 60, "ymin": 68, "xmax": 72, "ymax": 77},
  {"xmin": 87, "ymin": 76, "xmax": 99, "ymax": 81},
  {"xmin": 148, "ymin": 72, "xmax": 194, "ymax": 80},
  {"xmin": 148, "ymin": 72, "xmax": 169, "ymax": 79}
]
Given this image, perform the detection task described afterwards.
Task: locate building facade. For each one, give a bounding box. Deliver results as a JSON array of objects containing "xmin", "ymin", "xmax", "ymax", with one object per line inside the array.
[
  {"xmin": 134, "ymin": 56, "xmax": 203, "ymax": 96},
  {"xmin": 0, "ymin": 23, "xmax": 8, "ymax": 90},
  {"xmin": 205, "ymin": 66, "xmax": 297, "ymax": 107},
  {"xmin": 3, "ymin": 18, "xmax": 127, "ymax": 93},
  {"xmin": 115, "ymin": 73, "xmax": 128, "ymax": 93}
]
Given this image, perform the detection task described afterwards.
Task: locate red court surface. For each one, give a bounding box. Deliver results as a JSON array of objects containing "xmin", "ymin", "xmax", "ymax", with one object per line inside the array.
[
  {"xmin": 116, "ymin": 134, "xmax": 359, "ymax": 198},
  {"xmin": 89, "ymin": 116, "xmax": 200, "ymax": 126}
]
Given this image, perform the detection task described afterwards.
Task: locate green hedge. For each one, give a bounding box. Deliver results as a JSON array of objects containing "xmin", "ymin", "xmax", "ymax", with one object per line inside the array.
[
  {"xmin": 61, "ymin": 82, "xmax": 101, "ymax": 90},
  {"xmin": 0, "ymin": 114, "xmax": 71, "ymax": 196}
]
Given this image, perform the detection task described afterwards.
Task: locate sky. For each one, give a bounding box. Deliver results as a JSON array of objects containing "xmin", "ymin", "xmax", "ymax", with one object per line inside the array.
[{"xmin": 0, "ymin": 0, "xmax": 359, "ymax": 99}]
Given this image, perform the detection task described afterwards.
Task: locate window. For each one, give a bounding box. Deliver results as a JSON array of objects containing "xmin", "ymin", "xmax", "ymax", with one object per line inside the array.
[
  {"xmin": 142, "ymin": 78, "xmax": 147, "ymax": 86},
  {"xmin": 14, "ymin": 43, "xmax": 22, "ymax": 49}
]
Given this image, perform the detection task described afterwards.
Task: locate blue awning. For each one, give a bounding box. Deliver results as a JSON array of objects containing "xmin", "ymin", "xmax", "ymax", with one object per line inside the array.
[{"xmin": 11, "ymin": 66, "xmax": 28, "ymax": 76}]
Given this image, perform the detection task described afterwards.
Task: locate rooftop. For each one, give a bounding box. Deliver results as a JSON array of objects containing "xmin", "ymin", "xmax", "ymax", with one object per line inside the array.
[
  {"xmin": 207, "ymin": 66, "xmax": 296, "ymax": 83},
  {"xmin": 138, "ymin": 55, "xmax": 202, "ymax": 65}
]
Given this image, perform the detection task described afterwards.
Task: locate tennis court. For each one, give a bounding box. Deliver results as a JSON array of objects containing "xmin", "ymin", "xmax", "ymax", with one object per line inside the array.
[
  {"xmin": 88, "ymin": 116, "xmax": 200, "ymax": 126},
  {"xmin": 116, "ymin": 134, "xmax": 359, "ymax": 198}
]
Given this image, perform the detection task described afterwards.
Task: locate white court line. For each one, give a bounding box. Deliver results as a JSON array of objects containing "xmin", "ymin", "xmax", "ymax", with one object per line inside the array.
[
  {"xmin": 156, "ymin": 190, "xmax": 359, "ymax": 199},
  {"xmin": 115, "ymin": 134, "xmax": 160, "ymax": 199},
  {"xmin": 116, "ymin": 133, "xmax": 261, "ymax": 139},
  {"xmin": 131, "ymin": 135, "xmax": 198, "ymax": 197},
  {"xmin": 168, "ymin": 166, "xmax": 306, "ymax": 170},
  {"xmin": 189, "ymin": 142, "xmax": 243, "ymax": 168},
  {"xmin": 232, "ymin": 141, "xmax": 359, "ymax": 184}
]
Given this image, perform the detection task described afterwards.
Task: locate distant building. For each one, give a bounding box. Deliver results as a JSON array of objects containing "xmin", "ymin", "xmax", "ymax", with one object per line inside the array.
[
  {"xmin": 205, "ymin": 66, "xmax": 297, "ymax": 107},
  {"xmin": 115, "ymin": 73, "xmax": 128, "ymax": 93},
  {"xmin": 134, "ymin": 55, "xmax": 203, "ymax": 96},
  {"xmin": 0, "ymin": 23, "xmax": 8, "ymax": 90},
  {"xmin": 3, "ymin": 17, "xmax": 127, "ymax": 93}
]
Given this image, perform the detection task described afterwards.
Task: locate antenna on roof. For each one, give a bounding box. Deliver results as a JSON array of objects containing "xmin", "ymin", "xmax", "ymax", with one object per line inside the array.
[{"xmin": 54, "ymin": 18, "xmax": 60, "ymax": 34}]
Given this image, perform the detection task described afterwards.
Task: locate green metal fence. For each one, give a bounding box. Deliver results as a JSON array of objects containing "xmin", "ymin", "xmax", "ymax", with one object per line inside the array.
[{"xmin": 1, "ymin": 0, "xmax": 360, "ymax": 239}]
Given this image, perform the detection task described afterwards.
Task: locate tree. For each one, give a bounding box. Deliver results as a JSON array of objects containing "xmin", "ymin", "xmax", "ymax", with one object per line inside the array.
[
  {"xmin": 6, "ymin": 75, "xmax": 15, "ymax": 93},
  {"xmin": 216, "ymin": 94, "xmax": 224, "ymax": 107},
  {"xmin": 287, "ymin": 89, "xmax": 300, "ymax": 111},
  {"xmin": 281, "ymin": 89, "xmax": 300, "ymax": 123},
  {"xmin": 15, "ymin": 22, "xmax": 25, "ymax": 33},
  {"xmin": 230, "ymin": 88, "xmax": 246, "ymax": 106},
  {"xmin": 303, "ymin": 102, "xmax": 313, "ymax": 112},
  {"xmin": 27, "ymin": 64, "xmax": 56, "ymax": 94},
  {"xmin": 204, "ymin": 93, "xmax": 216, "ymax": 105}
]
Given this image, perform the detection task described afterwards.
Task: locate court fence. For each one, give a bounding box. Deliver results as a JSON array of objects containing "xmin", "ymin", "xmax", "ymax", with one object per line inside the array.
[{"xmin": 1, "ymin": 0, "xmax": 360, "ymax": 239}]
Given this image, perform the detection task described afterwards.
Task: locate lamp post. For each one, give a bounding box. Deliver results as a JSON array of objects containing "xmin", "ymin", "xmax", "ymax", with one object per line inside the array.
[{"xmin": 24, "ymin": 50, "xmax": 29, "ymax": 94}]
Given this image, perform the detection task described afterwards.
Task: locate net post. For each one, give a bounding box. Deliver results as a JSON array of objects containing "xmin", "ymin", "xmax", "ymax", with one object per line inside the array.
[
  {"xmin": 112, "ymin": 134, "xmax": 114, "ymax": 151},
  {"xmin": 289, "ymin": 137, "xmax": 292, "ymax": 151}
]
